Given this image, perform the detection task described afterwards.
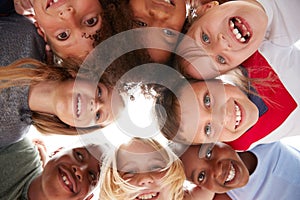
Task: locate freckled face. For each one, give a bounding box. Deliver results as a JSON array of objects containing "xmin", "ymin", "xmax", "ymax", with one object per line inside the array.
[
  {"xmin": 178, "ymin": 80, "xmax": 259, "ymax": 143},
  {"xmin": 180, "ymin": 143, "xmax": 249, "ymax": 193},
  {"xmin": 32, "ymin": 0, "xmax": 103, "ymax": 60}
]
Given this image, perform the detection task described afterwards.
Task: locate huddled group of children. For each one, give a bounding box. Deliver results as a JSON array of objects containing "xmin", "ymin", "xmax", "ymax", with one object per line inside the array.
[{"xmin": 1, "ymin": 0, "xmax": 300, "ymax": 199}]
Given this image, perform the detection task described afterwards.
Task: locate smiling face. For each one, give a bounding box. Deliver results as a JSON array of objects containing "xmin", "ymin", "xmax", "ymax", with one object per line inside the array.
[
  {"xmin": 41, "ymin": 147, "xmax": 100, "ymax": 200},
  {"xmin": 177, "ymin": 0, "xmax": 267, "ymax": 79},
  {"xmin": 31, "ymin": 0, "xmax": 103, "ymax": 60},
  {"xmin": 53, "ymin": 78, "xmax": 124, "ymax": 128},
  {"xmin": 180, "ymin": 143, "xmax": 249, "ymax": 193},
  {"xmin": 117, "ymin": 139, "xmax": 170, "ymax": 200},
  {"xmin": 129, "ymin": 0, "xmax": 186, "ymax": 63},
  {"xmin": 178, "ymin": 80, "xmax": 258, "ymax": 143}
]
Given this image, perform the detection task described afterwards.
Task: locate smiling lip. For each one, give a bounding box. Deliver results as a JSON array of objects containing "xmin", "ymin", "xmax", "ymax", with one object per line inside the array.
[
  {"xmin": 136, "ymin": 192, "xmax": 159, "ymax": 200},
  {"xmin": 152, "ymin": 0, "xmax": 175, "ymax": 8},
  {"xmin": 234, "ymin": 102, "xmax": 242, "ymax": 129},
  {"xmin": 228, "ymin": 17, "xmax": 252, "ymax": 44},
  {"xmin": 75, "ymin": 94, "xmax": 82, "ymax": 118},
  {"xmin": 46, "ymin": 0, "xmax": 66, "ymax": 10},
  {"xmin": 58, "ymin": 167, "xmax": 77, "ymax": 193}
]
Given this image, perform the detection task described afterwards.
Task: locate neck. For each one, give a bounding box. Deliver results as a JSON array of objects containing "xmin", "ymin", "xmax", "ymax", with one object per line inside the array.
[
  {"xmin": 238, "ymin": 151, "xmax": 257, "ymax": 175},
  {"xmin": 28, "ymin": 81, "xmax": 57, "ymax": 115},
  {"xmin": 28, "ymin": 175, "xmax": 45, "ymax": 200}
]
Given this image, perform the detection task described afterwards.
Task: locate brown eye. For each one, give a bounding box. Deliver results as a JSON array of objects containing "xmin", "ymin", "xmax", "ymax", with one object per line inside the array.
[
  {"xmin": 57, "ymin": 30, "xmax": 70, "ymax": 40},
  {"xmin": 198, "ymin": 171, "xmax": 206, "ymax": 183},
  {"xmin": 85, "ymin": 17, "xmax": 98, "ymax": 27},
  {"xmin": 133, "ymin": 20, "xmax": 147, "ymax": 27}
]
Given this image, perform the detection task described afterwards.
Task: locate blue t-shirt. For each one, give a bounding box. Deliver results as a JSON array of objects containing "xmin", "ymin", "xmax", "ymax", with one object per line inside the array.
[{"xmin": 227, "ymin": 141, "xmax": 300, "ymax": 200}]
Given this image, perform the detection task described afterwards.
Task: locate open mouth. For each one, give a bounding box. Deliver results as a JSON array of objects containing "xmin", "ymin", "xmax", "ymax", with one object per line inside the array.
[
  {"xmin": 76, "ymin": 94, "xmax": 82, "ymax": 118},
  {"xmin": 46, "ymin": 0, "xmax": 59, "ymax": 9},
  {"xmin": 163, "ymin": 0, "xmax": 175, "ymax": 6},
  {"xmin": 234, "ymin": 102, "xmax": 242, "ymax": 129},
  {"xmin": 136, "ymin": 192, "xmax": 159, "ymax": 200},
  {"xmin": 224, "ymin": 162, "xmax": 236, "ymax": 184},
  {"xmin": 229, "ymin": 17, "xmax": 251, "ymax": 43},
  {"xmin": 59, "ymin": 168, "xmax": 75, "ymax": 193}
]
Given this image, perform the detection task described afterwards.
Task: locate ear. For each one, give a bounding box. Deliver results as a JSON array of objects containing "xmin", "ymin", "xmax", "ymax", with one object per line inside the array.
[
  {"xmin": 84, "ymin": 193, "xmax": 94, "ymax": 200},
  {"xmin": 196, "ymin": 1, "xmax": 219, "ymax": 17}
]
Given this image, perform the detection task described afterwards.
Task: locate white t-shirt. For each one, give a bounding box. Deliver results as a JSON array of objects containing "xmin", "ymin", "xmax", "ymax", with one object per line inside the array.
[{"xmin": 252, "ymin": 0, "xmax": 300, "ymax": 145}]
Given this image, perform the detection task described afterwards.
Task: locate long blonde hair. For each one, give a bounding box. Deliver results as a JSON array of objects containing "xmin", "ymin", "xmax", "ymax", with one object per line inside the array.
[
  {"xmin": 100, "ymin": 137, "xmax": 186, "ymax": 200},
  {"xmin": 0, "ymin": 58, "xmax": 102, "ymax": 135}
]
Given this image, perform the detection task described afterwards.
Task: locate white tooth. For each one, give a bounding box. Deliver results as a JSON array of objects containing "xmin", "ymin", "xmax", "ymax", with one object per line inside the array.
[
  {"xmin": 235, "ymin": 18, "xmax": 241, "ymax": 23},
  {"xmin": 232, "ymin": 28, "xmax": 239, "ymax": 35},
  {"xmin": 240, "ymin": 37, "xmax": 246, "ymax": 42},
  {"xmin": 226, "ymin": 164, "xmax": 236, "ymax": 182},
  {"xmin": 236, "ymin": 33, "xmax": 242, "ymax": 39},
  {"xmin": 246, "ymin": 32, "xmax": 251, "ymax": 37},
  {"xmin": 229, "ymin": 20, "xmax": 234, "ymax": 28},
  {"xmin": 53, "ymin": 0, "xmax": 58, "ymax": 2},
  {"xmin": 62, "ymin": 176, "xmax": 67, "ymax": 181}
]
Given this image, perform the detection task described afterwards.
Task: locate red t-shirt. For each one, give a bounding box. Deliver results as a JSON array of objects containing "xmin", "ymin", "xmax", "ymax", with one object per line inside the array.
[{"xmin": 227, "ymin": 51, "xmax": 297, "ymax": 150}]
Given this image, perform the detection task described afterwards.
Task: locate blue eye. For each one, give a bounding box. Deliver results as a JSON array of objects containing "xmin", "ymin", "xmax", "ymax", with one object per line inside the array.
[
  {"xmin": 204, "ymin": 94, "xmax": 211, "ymax": 108},
  {"xmin": 57, "ymin": 30, "xmax": 70, "ymax": 40},
  {"xmin": 217, "ymin": 55, "xmax": 226, "ymax": 64},
  {"xmin": 85, "ymin": 17, "xmax": 98, "ymax": 27},
  {"xmin": 96, "ymin": 112, "xmax": 100, "ymax": 121},
  {"xmin": 198, "ymin": 171, "xmax": 206, "ymax": 183},
  {"xmin": 163, "ymin": 29, "xmax": 176, "ymax": 36},
  {"xmin": 97, "ymin": 86, "xmax": 102, "ymax": 98},
  {"xmin": 205, "ymin": 123, "xmax": 212, "ymax": 136},
  {"xmin": 202, "ymin": 32, "xmax": 210, "ymax": 44}
]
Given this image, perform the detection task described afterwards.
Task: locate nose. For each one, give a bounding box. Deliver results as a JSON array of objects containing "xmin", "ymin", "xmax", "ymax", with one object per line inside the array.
[
  {"xmin": 137, "ymin": 173, "xmax": 154, "ymax": 186},
  {"xmin": 215, "ymin": 33, "xmax": 231, "ymax": 50},
  {"xmin": 59, "ymin": 6, "xmax": 75, "ymax": 20},
  {"xmin": 90, "ymin": 99, "xmax": 101, "ymax": 112},
  {"xmin": 222, "ymin": 99, "xmax": 236, "ymax": 131},
  {"xmin": 212, "ymin": 161, "xmax": 223, "ymax": 180},
  {"xmin": 72, "ymin": 165, "xmax": 85, "ymax": 181}
]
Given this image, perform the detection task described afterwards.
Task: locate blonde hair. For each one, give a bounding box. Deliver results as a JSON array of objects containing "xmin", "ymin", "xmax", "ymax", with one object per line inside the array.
[{"xmin": 100, "ymin": 137, "xmax": 185, "ymax": 200}]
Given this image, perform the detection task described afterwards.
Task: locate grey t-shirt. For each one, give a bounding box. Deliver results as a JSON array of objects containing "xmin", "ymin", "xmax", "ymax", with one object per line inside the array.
[
  {"xmin": 0, "ymin": 12, "xmax": 45, "ymax": 66},
  {"xmin": 0, "ymin": 137, "xmax": 43, "ymax": 200},
  {"xmin": 0, "ymin": 12, "xmax": 45, "ymax": 146}
]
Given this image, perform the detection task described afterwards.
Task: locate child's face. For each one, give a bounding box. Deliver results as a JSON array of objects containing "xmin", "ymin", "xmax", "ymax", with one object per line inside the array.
[
  {"xmin": 41, "ymin": 147, "xmax": 100, "ymax": 200},
  {"xmin": 117, "ymin": 139, "xmax": 170, "ymax": 200},
  {"xmin": 50, "ymin": 78, "xmax": 124, "ymax": 128},
  {"xmin": 178, "ymin": 80, "xmax": 258, "ymax": 143},
  {"xmin": 180, "ymin": 143, "xmax": 249, "ymax": 193},
  {"xmin": 129, "ymin": 0, "xmax": 186, "ymax": 63},
  {"xmin": 177, "ymin": 1, "xmax": 268, "ymax": 79},
  {"xmin": 32, "ymin": 0, "xmax": 103, "ymax": 60}
]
